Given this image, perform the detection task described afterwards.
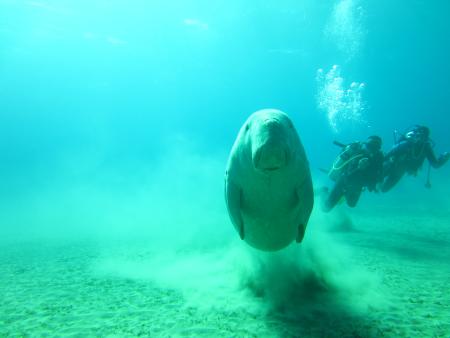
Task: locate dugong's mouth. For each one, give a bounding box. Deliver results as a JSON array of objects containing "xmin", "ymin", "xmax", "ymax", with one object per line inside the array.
[{"xmin": 253, "ymin": 143, "xmax": 287, "ymax": 172}]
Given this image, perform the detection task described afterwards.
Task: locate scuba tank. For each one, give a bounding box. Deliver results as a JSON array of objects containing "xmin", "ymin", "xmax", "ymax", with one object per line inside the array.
[{"xmin": 328, "ymin": 141, "xmax": 364, "ymax": 181}]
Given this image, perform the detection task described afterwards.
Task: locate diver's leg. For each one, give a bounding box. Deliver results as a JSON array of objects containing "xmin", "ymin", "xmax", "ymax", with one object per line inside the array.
[
  {"xmin": 323, "ymin": 179, "xmax": 345, "ymax": 212},
  {"xmin": 345, "ymin": 186, "xmax": 363, "ymax": 208}
]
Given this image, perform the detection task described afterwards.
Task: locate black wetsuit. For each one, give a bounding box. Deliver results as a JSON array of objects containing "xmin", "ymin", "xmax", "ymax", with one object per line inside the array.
[
  {"xmin": 381, "ymin": 139, "xmax": 449, "ymax": 192},
  {"xmin": 324, "ymin": 143, "xmax": 384, "ymax": 212}
]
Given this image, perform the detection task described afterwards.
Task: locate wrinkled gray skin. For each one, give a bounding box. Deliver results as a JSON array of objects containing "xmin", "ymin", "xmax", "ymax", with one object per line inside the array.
[{"xmin": 225, "ymin": 109, "xmax": 314, "ymax": 251}]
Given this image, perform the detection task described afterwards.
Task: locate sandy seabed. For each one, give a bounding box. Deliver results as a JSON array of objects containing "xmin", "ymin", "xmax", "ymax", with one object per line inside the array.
[{"xmin": 1, "ymin": 209, "xmax": 449, "ymax": 338}]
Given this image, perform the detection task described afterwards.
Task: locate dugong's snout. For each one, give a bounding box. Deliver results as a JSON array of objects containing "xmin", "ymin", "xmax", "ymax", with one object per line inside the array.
[
  {"xmin": 253, "ymin": 143, "xmax": 287, "ymax": 171},
  {"xmin": 252, "ymin": 119, "xmax": 290, "ymax": 171}
]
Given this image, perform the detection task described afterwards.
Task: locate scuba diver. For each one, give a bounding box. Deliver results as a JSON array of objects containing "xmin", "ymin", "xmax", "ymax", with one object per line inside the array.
[
  {"xmin": 322, "ymin": 135, "xmax": 384, "ymax": 212},
  {"xmin": 381, "ymin": 125, "xmax": 450, "ymax": 192}
]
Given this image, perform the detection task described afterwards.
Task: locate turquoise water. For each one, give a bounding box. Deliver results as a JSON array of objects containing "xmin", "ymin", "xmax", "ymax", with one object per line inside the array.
[
  {"xmin": 1, "ymin": 1, "xmax": 449, "ymax": 337},
  {"xmin": 1, "ymin": 0, "xmax": 448, "ymax": 240}
]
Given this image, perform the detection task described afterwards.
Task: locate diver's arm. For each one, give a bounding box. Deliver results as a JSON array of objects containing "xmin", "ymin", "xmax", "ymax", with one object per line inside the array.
[
  {"xmin": 425, "ymin": 143, "xmax": 449, "ymax": 168},
  {"xmin": 345, "ymin": 157, "xmax": 367, "ymax": 177},
  {"xmin": 366, "ymin": 153, "xmax": 384, "ymax": 192}
]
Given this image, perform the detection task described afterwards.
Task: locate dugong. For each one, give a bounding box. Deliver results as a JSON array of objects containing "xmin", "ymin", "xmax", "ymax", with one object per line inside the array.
[{"xmin": 224, "ymin": 109, "xmax": 314, "ymax": 251}]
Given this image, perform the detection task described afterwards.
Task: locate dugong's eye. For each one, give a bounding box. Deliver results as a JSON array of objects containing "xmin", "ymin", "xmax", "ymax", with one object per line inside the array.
[
  {"xmin": 245, "ymin": 123, "xmax": 250, "ymax": 131},
  {"xmin": 286, "ymin": 119, "xmax": 294, "ymax": 129}
]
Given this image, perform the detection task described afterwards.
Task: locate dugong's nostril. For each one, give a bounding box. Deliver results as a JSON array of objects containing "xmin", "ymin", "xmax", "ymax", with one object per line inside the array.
[{"xmin": 264, "ymin": 118, "xmax": 280, "ymax": 128}]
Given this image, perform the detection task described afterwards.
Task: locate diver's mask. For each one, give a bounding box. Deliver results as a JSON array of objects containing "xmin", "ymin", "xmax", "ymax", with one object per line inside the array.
[{"xmin": 406, "ymin": 126, "xmax": 429, "ymax": 143}]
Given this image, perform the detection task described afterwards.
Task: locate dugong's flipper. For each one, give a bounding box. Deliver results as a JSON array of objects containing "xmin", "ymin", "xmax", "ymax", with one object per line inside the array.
[
  {"xmin": 295, "ymin": 177, "xmax": 314, "ymax": 243},
  {"xmin": 224, "ymin": 177, "xmax": 244, "ymax": 239},
  {"xmin": 296, "ymin": 228, "xmax": 305, "ymax": 243}
]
